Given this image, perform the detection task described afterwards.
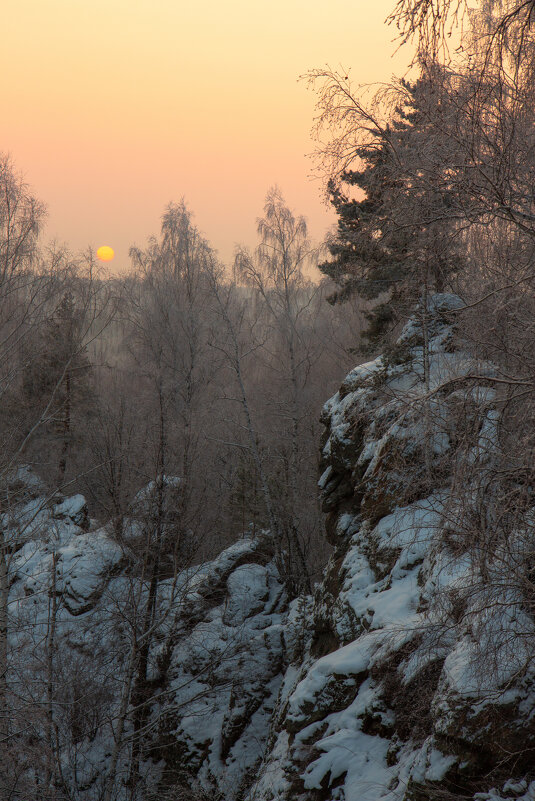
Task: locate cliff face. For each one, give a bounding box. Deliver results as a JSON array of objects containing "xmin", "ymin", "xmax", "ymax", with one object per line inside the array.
[{"xmin": 247, "ymin": 294, "xmax": 535, "ymax": 801}]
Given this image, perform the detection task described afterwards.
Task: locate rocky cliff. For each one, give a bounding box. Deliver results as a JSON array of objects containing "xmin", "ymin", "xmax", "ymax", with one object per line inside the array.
[
  {"xmin": 5, "ymin": 295, "xmax": 535, "ymax": 801},
  {"xmin": 246, "ymin": 294, "xmax": 535, "ymax": 801}
]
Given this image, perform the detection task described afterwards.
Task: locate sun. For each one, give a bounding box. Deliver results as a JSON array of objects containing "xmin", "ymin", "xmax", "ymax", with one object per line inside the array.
[{"xmin": 97, "ymin": 245, "xmax": 115, "ymax": 262}]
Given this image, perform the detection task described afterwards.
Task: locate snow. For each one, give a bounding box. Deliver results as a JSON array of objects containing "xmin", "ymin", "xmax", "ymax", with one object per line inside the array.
[
  {"xmin": 9, "ymin": 464, "xmax": 46, "ymax": 492},
  {"xmin": 286, "ymin": 631, "xmax": 385, "ymax": 728},
  {"xmin": 340, "ymin": 359, "xmax": 385, "ymax": 394},
  {"xmin": 53, "ymin": 493, "xmax": 87, "ymax": 518},
  {"xmin": 303, "ymin": 728, "xmax": 392, "ymax": 801},
  {"xmin": 475, "ymin": 781, "xmax": 535, "ymax": 801},
  {"xmin": 224, "ymin": 563, "xmax": 271, "ymax": 624},
  {"xmin": 422, "ymin": 746, "xmax": 457, "ymax": 781},
  {"xmin": 59, "ymin": 529, "xmax": 124, "ymax": 612},
  {"xmin": 318, "ymin": 465, "xmax": 333, "ymax": 489}
]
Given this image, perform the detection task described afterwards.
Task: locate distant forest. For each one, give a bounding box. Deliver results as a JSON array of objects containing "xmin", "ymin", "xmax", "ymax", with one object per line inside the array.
[{"xmin": 0, "ymin": 171, "xmax": 367, "ymax": 593}]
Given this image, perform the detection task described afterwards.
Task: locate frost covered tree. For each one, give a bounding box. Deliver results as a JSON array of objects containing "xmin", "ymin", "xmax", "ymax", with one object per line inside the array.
[
  {"xmin": 234, "ymin": 188, "xmax": 326, "ymax": 593},
  {"xmin": 97, "ymin": 203, "xmax": 223, "ymax": 798},
  {"xmin": 0, "ymin": 159, "xmax": 118, "ymax": 794},
  {"xmin": 0, "ymin": 157, "xmax": 46, "ymax": 767},
  {"xmin": 0, "ymin": 160, "xmax": 66, "ymax": 793},
  {"xmin": 128, "ymin": 200, "xmax": 221, "ymax": 554}
]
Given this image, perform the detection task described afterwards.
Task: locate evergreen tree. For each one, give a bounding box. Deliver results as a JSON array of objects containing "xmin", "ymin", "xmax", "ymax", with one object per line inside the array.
[
  {"xmin": 319, "ymin": 74, "xmax": 464, "ymax": 345},
  {"xmin": 226, "ymin": 449, "xmax": 268, "ymax": 537},
  {"xmin": 22, "ymin": 290, "xmax": 93, "ymax": 485}
]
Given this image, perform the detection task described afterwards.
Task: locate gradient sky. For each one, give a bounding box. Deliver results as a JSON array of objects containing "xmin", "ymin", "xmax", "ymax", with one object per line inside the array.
[{"xmin": 2, "ymin": 0, "xmax": 410, "ymax": 271}]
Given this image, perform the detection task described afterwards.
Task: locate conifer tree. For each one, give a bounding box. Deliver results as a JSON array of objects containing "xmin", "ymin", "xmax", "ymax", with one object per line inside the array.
[
  {"xmin": 318, "ymin": 74, "xmax": 464, "ymax": 345},
  {"xmin": 22, "ymin": 290, "xmax": 93, "ymax": 485}
]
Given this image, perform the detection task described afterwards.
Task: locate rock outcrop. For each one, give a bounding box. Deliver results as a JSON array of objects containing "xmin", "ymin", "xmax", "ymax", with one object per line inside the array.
[
  {"xmin": 247, "ymin": 295, "xmax": 535, "ymax": 801},
  {"xmin": 6, "ymin": 474, "xmax": 289, "ymax": 800}
]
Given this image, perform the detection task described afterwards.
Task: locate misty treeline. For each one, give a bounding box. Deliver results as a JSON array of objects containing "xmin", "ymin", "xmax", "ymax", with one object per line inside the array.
[{"xmin": 0, "ymin": 161, "xmax": 365, "ymax": 589}]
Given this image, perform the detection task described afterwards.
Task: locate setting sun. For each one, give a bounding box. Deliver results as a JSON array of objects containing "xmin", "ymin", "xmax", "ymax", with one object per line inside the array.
[{"xmin": 96, "ymin": 245, "xmax": 114, "ymax": 262}]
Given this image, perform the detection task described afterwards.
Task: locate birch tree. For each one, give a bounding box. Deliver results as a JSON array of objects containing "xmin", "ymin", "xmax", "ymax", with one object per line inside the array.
[{"xmin": 234, "ymin": 189, "xmax": 324, "ymax": 594}]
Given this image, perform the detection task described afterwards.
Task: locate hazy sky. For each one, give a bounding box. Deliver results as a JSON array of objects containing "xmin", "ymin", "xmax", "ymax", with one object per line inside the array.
[{"xmin": 2, "ymin": 0, "xmax": 409, "ymax": 271}]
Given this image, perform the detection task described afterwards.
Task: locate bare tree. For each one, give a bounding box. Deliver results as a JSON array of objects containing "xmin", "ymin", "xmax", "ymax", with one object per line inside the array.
[{"xmin": 235, "ymin": 188, "xmax": 324, "ymax": 593}]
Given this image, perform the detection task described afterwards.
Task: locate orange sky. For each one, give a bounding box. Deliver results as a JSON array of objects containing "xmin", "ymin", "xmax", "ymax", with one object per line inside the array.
[{"xmin": 2, "ymin": 0, "xmax": 410, "ymax": 271}]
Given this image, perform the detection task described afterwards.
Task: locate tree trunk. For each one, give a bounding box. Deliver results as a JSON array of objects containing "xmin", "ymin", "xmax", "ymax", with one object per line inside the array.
[
  {"xmin": 57, "ymin": 368, "xmax": 71, "ymax": 488},
  {"xmin": 0, "ymin": 531, "xmax": 8, "ymax": 769},
  {"xmin": 45, "ymin": 552, "xmax": 59, "ymax": 790}
]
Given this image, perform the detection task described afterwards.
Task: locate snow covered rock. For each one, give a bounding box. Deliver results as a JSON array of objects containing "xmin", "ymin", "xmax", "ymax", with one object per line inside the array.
[
  {"xmin": 52, "ymin": 493, "xmax": 90, "ymax": 529},
  {"xmin": 248, "ymin": 295, "xmax": 535, "ymax": 801},
  {"xmin": 6, "ymin": 477, "xmax": 290, "ymax": 801},
  {"xmin": 142, "ymin": 534, "xmax": 288, "ymax": 799}
]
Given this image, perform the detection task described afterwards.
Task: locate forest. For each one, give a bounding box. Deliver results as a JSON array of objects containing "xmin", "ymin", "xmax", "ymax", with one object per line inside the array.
[{"xmin": 2, "ymin": 0, "xmax": 535, "ymax": 798}]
